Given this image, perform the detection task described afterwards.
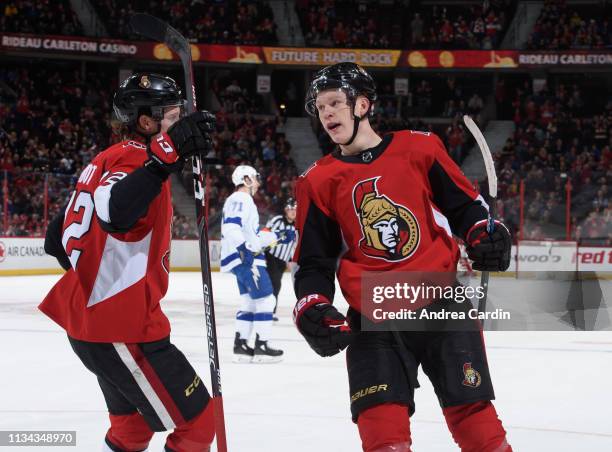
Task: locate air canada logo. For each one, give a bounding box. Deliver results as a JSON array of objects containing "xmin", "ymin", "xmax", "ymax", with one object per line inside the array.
[
  {"xmin": 352, "ymin": 177, "xmax": 419, "ymax": 261},
  {"xmin": 462, "ymin": 362, "xmax": 482, "ymax": 388}
]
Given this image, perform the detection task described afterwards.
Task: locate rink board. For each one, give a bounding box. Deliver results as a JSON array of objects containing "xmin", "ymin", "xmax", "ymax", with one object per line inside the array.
[{"xmin": 1, "ymin": 238, "xmax": 610, "ymax": 276}]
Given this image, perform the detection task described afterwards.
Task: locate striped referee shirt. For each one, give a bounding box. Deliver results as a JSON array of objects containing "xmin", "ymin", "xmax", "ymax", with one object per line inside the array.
[{"xmin": 266, "ymin": 214, "xmax": 297, "ymax": 262}]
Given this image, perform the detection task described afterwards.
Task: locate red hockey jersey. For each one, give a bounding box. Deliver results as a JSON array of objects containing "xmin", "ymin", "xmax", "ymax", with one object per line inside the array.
[
  {"xmin": 39, "ymin": 140, "xmax": 172, "ymax": 342},
  {"xmin": 293, "ymin": 131, "xmax": 488, "ymax": 312}
]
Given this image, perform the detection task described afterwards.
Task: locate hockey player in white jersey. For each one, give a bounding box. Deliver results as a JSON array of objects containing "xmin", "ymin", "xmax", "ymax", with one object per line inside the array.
[{"xmin": 221, "ymin": 165, "xmax": 295, "ymax": 363}]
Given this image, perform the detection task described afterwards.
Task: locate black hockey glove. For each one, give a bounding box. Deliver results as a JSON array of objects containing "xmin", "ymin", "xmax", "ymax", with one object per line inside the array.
[
  {"xmin": 293, "ymin": 294, "xmax": 355, "ymax": 357},
  {"xmin": 145, "ymin": 111, "xmax": 215, "ymax": 176},
  {"xmin": 466, "ymin": 219, "xmax": 512, "ymax": 271}
]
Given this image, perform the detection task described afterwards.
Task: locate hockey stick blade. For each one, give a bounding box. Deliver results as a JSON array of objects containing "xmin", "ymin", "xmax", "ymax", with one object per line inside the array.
[
  {"xmin": 463, "ymin": 115, "xmax": 497, "ymax": 199},
  {"xmin": 130, "ymin": 13, "xmax": 190, "ymax": 58},
  {"xmin": 130, "ymin": 13, "xmax": 196, "ymax": 113}
]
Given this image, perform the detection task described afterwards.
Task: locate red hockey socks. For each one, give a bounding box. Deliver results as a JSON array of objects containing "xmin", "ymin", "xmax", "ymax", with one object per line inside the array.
[
  {"xmin": 357, "ymin": 403, "xmax": 412, "ymax": 452},
  {"xmin": 442, "ymin": 401, "xmax": 512, "ymax": 452},
  {"xmin": 106, "ymin": 412, "xmax": 153, "ymax": 451},
  {"xmin": 165, "ymin": 400, "xmax": 215, "ymax": 452}
]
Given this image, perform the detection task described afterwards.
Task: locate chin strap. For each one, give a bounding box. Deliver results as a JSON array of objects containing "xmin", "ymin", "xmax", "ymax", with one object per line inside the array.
[{"xmin": 342, "ymin": 102, "xmax": 372, "ymax": 146}]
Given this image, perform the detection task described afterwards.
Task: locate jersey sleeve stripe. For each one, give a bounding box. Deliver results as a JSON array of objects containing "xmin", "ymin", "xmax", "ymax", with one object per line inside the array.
[
  {"xmin": 223, "ymin": 216, "xmax": 243, "ymax": 226},
  {"xmin": 93, "ymin": 183, "xmax": 113, "ymax": 222},
  {"xmin": 220, "ymin": 252, "xmax": 241, "ymax": 267}
]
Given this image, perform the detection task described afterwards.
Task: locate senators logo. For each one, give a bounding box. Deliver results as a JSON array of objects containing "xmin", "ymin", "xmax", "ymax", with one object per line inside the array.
[
  {"xmin": 352, "ymin": 177, "xmax": 419, "ymax": 261},
  {"xmin": 139, "ymin": 75, "xmax": 151, "ymax": 89},
  {"xmin": 462, "ymin": 362, "xmax": 482, "ymax": 388}
]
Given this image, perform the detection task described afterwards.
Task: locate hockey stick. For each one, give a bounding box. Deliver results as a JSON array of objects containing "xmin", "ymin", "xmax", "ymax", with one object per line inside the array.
[
  {"xmin": 130, "ymin": 14, "xmax": 228, "ymax": 451},
  {"xmin": 463, "ymin": 115, "xmax": 497, "ymax": 322}
]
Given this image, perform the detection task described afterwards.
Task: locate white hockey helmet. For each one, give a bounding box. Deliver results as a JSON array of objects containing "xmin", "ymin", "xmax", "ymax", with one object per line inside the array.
[{"xmin": 232, "ymin": 165, "xmax": 260, "ymax": 187}]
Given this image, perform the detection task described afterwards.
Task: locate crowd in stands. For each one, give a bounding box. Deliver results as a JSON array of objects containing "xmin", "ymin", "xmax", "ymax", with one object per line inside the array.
[
  {"xmin": 181, "ymin": 110, "xmax": 298, "ymax": 239},
  {"xmin": 0, "ymin": 61, "xmax": 114, "ymax": 236},
  {"xmin": 493, "ymin": 77, "xmax": 610, "ymax": 244},
  {"xmin": 297, "ymin": 0, "xmax": 513, "ymax": 49},
  {"xmin": 1, "ymin": 1, "xmax": 82, "ymax": 36},
  {"xmin": 297, "ymin": 0, "xmax": 396, "ymax": 48},
  {"xmin": 406, "ymin": 0, "xmax": 513, "ymax": 50},
  {"xmin": 371, "ymin": 76, "xmax": 483, "ymax": 164},
  {"xmin": 172, "ymin": 206, "xmax": 198, "ymax": 239},
  {"xmin": 0, "ymin": 62, "xmax": 297, "ymax": 240},
  {"xmin": 93, "ymin": 0, "xmax": 277, "ymax": 45},
  {"xmin": 211, "ymin": 75, "xmax": 263, "ymax": 115},
  {"xmin": 525, "ymin": 0, "xmax": 611, "ymax": 50}
]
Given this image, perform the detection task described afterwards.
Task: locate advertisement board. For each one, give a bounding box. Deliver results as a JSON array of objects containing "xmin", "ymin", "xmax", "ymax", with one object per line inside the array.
[
  {"xmin": 0, "ymin": 238, "xmax": 222, "ymax": 275},
  {"xmin": 3, "ymin": 33, "xmax": 610, "ymax": 69}
]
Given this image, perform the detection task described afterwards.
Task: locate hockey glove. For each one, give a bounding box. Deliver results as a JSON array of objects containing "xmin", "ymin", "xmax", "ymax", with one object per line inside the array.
[
  {"xmin": 145, "ymin": 111, "xmax": 215, "ymax": 176},
  {"xmin": 466, "ymin": 219, "xmax": 512, "ymax": 271},
  {"xmin": 276, "ymin": 229, "xmax": 296, "ymax": 245},
  {"xmin": 293, "ymin": 294, "xmax": 355, "ymax": 357},
  {"xmin": 237, "ymin": 242, "xmax": 255, "ymax": 268}
]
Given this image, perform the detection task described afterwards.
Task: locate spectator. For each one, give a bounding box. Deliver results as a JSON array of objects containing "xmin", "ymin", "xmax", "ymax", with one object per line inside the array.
[
  {"xmin": 91, "ymin": 0, "xmax": 278, "ymax": 45},
  {"xmin": 526, "ymin": 0, "xmax": 610, "ymax": 50},
  {"xmin": 1, "ymin": 1, "xmax": 82, "ymax": 36}
]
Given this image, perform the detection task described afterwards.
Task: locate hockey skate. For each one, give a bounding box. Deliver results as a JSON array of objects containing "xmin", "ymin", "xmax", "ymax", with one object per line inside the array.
[
  {"xmin": 233, "ymin": 333, "xmax": 255, "ymax": 363},
  {"xmin": 252, "ymin": 334, "xmax": 284, "ymax": 363}
]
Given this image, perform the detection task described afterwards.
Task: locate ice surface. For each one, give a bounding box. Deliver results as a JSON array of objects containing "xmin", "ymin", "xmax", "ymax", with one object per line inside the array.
[{"xmin": 1, "ymin": 273, "xmax": 611, "ymax": 451}]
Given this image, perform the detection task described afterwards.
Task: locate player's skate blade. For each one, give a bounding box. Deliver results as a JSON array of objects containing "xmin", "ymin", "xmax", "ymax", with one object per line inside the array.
[
  {"xmin": 252, "ymin": 334, "xmax": 283, "ymax": 363},
  {"xmin": 233, "ymin": 335, "xmax": 254, "ymax": 363}
]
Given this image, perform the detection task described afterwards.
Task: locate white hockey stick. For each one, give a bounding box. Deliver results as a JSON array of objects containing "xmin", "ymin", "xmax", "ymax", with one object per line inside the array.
[{"xmin": 463, "ymin": 115, "xmax": 498, "ymax": 320}]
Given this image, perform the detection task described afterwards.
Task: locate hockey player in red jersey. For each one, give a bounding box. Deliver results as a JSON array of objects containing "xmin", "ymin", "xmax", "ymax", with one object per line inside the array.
[
  {"xmin": 40, "ymin": 73, "xmax": 216, "ymax": 452},
  {"xmin": 293, "ymin": 63, "xmax": 513, "ymax": 452}
]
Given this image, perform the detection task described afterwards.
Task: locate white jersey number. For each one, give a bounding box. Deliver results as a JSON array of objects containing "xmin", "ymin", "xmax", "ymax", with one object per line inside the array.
[{"xmin": 62, "ymin": 191, "xmax": 95, "ymax": 269}]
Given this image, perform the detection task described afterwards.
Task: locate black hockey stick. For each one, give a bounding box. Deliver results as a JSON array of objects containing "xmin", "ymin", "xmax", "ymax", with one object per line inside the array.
[
  {"xmin": 130, "ymin": 14, "xmax": 228, "ymax": 451},
  {"xmin": 463, "ymin": 115, "xmax": 498, "ymax": 327}
]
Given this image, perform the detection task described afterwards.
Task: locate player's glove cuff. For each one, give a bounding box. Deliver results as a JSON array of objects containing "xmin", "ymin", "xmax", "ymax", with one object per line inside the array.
[
  {"xmin": 145, "ymin": 132, "xmax": 184, "ymax": 177},
  {"xmin": 293, "ymin": 294, "xmax": 355, "ymax": 357}
]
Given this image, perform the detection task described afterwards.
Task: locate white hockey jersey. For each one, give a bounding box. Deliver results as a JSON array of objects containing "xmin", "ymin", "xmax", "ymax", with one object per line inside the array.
[{"xmin": 220, "ymin": 191, "xmax": 277, "ymax": 272}]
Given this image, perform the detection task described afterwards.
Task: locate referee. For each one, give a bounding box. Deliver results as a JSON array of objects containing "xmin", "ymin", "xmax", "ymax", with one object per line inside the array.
[{"xmin": 265, "ymin": 198, "xmax": 298, "ymax": 320}]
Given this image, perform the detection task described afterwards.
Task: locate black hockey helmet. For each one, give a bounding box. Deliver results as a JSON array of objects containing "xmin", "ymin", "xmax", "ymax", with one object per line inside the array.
[
  {"xmin": 113, "ymin": 73, "xmax": 186, "ymax": 126},
  {"xmin": 305, "ymin": 62, "xmax": 377, "ymax": 118},
  {"xmin": 284, "ymin": 197, "xmax": 297, "ymax": 209},
  {"xmin": 305, "ymin": 63, "xmax": 377, "ymax": 146}
]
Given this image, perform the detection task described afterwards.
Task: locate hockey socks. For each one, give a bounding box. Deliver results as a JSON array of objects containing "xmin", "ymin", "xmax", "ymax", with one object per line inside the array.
[
  {"xmin": 443, "ymin": 401, "xmax": 512, "ymax": 452},
  {"xmin": 357, "ymin": 403, "xmax": 412, "ymax": 452},
  {"xmin": 164, "ymin": 400, "xmax": 215, "ymax": 452},
  {"xmin": 104, "ymin": 412, "xmax": 153, "ymax": 451}
]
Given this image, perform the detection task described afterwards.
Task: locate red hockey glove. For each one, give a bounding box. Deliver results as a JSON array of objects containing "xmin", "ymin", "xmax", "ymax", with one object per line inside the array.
[
  {"xmin": 146, "ymin": 111, "xmax": 215, "ymax": 175},
  {"xmin": 293, "ymin": 294, "xmax": 355, "ymax": 357},
  {"xmin": 466, "ymin": 219, "xmax": 512, "ymax": 271}
]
